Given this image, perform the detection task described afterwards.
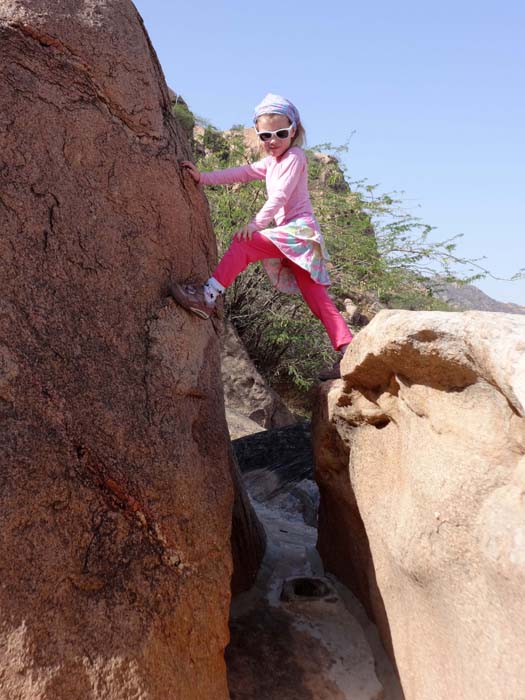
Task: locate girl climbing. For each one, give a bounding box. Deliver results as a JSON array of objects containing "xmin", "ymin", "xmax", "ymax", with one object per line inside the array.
[{"xmin": 171, "ymin": 93, "xmax": 352, "ymax": 380}]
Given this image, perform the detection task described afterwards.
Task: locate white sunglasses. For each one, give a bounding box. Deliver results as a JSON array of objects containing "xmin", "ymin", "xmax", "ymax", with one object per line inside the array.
[{"xmin": 254, "ymin": 122, "xmax": 296, "ymax": 142}]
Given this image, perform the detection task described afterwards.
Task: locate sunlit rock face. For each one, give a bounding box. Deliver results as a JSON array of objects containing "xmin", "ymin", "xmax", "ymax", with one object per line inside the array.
[
  {"xmin": 0, "ymin": 2, "xmax": 235, "ymax": 697},
  {"xmin": 313, "ymin": 309, "xmax": 525, "ymax": 700}
]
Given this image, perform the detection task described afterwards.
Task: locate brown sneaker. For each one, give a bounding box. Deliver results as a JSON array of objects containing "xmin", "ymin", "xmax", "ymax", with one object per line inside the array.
[
  {"xmin": 168, "ymin": 282, "xmax": 216, "ymax": 320},
  {"xmin": 318, "ymin": 360, "xmax": 341, "ymax": 381}
]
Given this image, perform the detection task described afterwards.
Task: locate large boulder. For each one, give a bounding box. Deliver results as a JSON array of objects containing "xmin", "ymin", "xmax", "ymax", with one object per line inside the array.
[
  {"xmin": 312, "ymin": 309, "xmax": 525, "ymax": 700},
  {"xmin": 0, "ymin": 2, "xmax": 235, "ymax": 698},
  {"xmin": 221, "ymin": 321, "xmax": 296, "ymax": 431}
]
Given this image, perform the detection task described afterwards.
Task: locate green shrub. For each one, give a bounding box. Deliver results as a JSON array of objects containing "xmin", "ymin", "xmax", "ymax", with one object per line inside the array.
[{"xmin": 171, "ymin": 102, "xmax": 195, "ymax": 141}]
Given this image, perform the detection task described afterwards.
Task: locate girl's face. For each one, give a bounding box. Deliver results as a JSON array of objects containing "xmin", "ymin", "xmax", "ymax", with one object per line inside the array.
[{"xmin": 256, "ymin": 114, "xmax": 296, "ymax": 159}]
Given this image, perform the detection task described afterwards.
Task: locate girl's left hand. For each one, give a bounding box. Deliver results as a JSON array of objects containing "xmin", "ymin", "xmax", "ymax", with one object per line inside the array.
[{"xmin": 234, "ymin": 223, "xmax": 258, "ymax": 241}]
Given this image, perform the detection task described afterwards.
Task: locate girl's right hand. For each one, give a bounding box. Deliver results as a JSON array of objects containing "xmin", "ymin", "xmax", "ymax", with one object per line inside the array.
[{"xmin": 180, "ymin": 160, "xmax": 201, "ymax": 183}]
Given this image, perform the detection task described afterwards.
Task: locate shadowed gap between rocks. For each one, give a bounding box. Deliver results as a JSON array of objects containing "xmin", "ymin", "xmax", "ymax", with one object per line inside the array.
[{"xmin": 229, "ymin": 421, "xmax": 404, "ymax": 700}]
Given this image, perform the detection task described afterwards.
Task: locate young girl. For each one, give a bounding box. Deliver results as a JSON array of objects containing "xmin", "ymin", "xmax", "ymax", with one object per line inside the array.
[{"xmin": 172, "ymin": 93, "xmax": 352, "ymax": 380}]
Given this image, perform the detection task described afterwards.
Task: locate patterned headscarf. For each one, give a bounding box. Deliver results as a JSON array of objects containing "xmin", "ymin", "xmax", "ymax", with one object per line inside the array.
[{"xmin": 253, "ymin": 93, "xmax": 300, "ymax": 127}]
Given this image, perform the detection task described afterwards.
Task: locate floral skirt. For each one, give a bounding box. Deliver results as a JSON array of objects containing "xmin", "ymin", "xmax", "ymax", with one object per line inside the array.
[{"xmin": 259, "ymin": 218, "xmax": 331, "ymax": 294}]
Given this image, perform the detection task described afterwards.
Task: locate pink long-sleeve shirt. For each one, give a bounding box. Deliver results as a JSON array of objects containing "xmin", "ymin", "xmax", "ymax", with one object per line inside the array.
[{"xmin": 199, "ymin": 146, "xmax": 319, "ymax": 231}]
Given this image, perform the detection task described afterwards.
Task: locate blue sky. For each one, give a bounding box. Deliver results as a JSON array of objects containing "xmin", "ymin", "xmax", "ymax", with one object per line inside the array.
[{"xmin": 133, "ymin": 0, "xmax": 525, "ymax": 305}]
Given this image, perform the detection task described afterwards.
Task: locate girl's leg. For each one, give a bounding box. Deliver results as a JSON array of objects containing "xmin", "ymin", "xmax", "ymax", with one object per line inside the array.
[
  {"xmin": 213, "ymin": 234, "xmax": 352, "ymax": 349},
  {"xmin": 290, "ymin": 263, "xmax": 353, "ymax": 351},
  {"xmin": 212, "ymin": 232, "xmax": 284, "ymax": 288},
  {"xmin": 170, "ymin": 232, "xmax": 283, "ymax": 320}
]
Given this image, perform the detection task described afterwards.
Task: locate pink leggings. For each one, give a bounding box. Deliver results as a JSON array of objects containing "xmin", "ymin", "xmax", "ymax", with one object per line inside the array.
[{"xmin": 213, "ymin": 232, "xmax": 352, "ymax": 351}]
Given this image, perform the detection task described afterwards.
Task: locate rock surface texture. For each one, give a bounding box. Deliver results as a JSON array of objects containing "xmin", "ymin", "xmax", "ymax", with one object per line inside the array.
[
  {"xmin": 230, "ymin": 455, "xmax": 267, "ymax": 596},
  {"xmin": 0, "ymin": 2, "xmax": 236, "ymax": 698},
  {"xmin": 313, "ymin": 309, "xmax": 525, "ymax": 700},
  {"xmin": 221, "ymin": 321, "xmax": 296, "ymax": 436}
]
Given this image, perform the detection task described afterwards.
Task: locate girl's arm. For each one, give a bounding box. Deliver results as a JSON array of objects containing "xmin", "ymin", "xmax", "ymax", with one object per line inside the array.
[
  {"xmin": 251, "ymin": 151, "xmax": 304, "ymax": 229},
  {"xmin": 181, "ymin": 159, "xmax": 267, "ymax": 185}
]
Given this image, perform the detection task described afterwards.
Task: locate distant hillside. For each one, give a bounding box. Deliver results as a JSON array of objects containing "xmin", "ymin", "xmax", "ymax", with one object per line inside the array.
[{"xmin": 431, "ymin": 281, "xmax": 525, "ymax": 314}]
